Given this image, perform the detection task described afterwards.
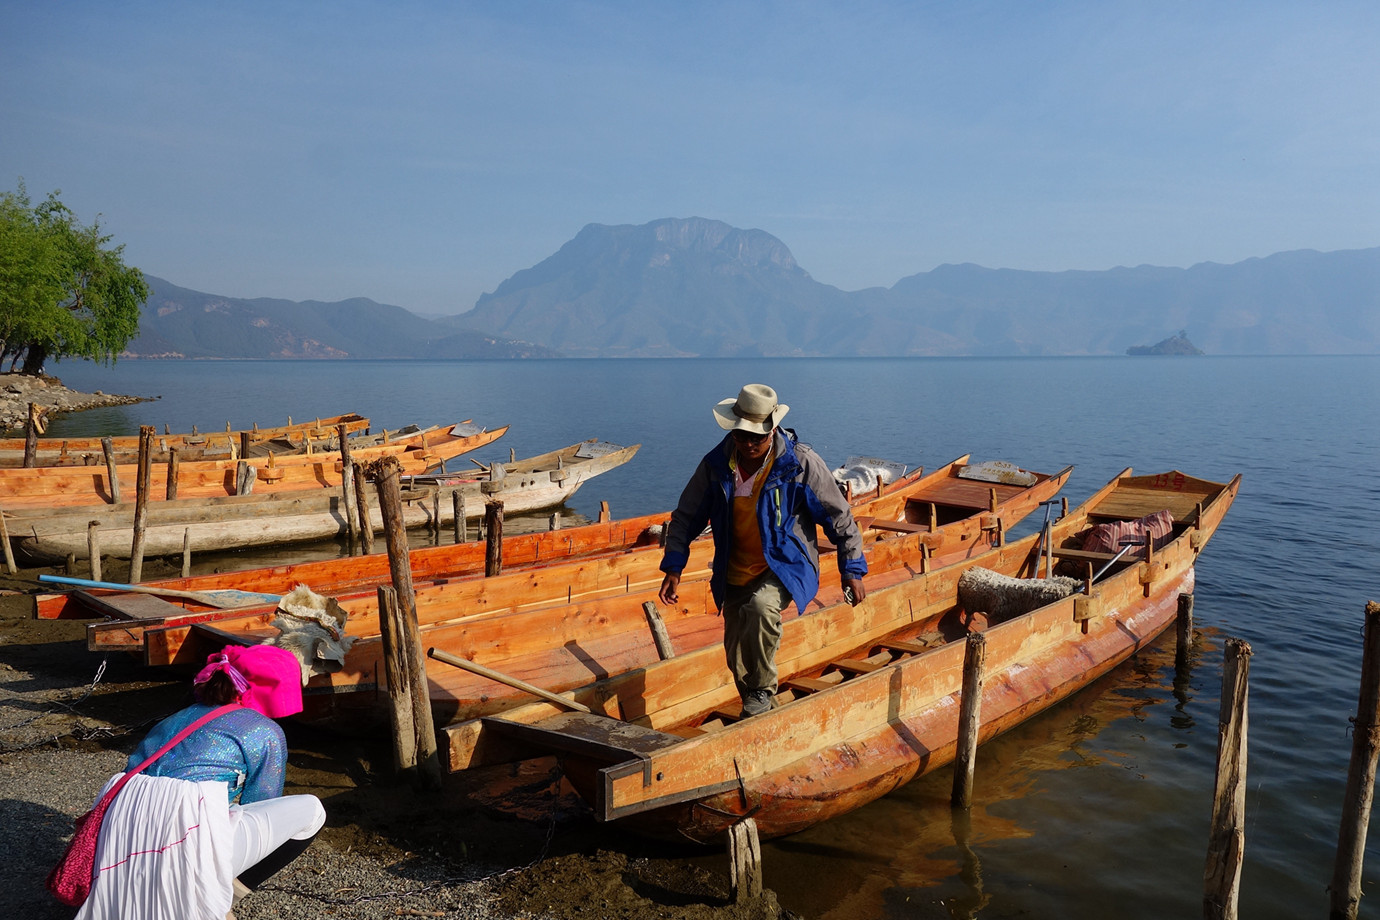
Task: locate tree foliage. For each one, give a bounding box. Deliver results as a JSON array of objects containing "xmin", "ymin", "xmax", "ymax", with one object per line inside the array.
[{"xmin": 0, "ymin": 182, "xmax": 148, "ymax": 375}]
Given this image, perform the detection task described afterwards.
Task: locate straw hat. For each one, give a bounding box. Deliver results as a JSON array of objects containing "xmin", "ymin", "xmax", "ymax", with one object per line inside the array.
[{"xmin": 713, "ymin": 384, "xmax": 789, "ymax": 434}]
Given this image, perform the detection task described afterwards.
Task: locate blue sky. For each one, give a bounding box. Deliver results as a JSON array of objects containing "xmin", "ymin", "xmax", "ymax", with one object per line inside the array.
[{"xmin": 2, "ymin": 1, "xmax": 1376, "ymax": 315}]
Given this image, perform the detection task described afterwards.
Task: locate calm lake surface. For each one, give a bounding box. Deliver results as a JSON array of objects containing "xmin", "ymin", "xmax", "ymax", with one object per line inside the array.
[{"xmin": 45, "ymin": 355, "xmax": 1380, "ymax": 918}]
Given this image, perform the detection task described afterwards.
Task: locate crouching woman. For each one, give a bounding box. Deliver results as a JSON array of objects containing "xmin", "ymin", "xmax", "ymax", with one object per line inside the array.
[{"xmin": 76, "ymin": 645, "xmax": 326, "ymax": 920}]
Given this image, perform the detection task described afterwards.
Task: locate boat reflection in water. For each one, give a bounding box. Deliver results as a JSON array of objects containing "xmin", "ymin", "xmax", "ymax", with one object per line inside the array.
[{"xmin": 755, "ymin": 625, "xmax": 1218, "ymax": 920}]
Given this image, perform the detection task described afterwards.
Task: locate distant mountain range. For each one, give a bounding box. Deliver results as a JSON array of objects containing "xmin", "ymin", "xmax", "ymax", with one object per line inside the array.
[{"xmin": 125, "ymin": 219, "xmax": 1380, "ymax": 359}]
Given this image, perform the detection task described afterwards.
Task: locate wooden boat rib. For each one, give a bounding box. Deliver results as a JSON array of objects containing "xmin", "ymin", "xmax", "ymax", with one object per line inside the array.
[
  {"xmin": 135, "ymin": 458, "xmax": 1070, "ymax": 729},
  {"xmin": 0, "ymin": 413, "xmax": 371, "ymax": 455},
  {"xmin": 0, "ymin": 422, "xmax": 505, "ymax": 509},
  {"xmin": 440, "ymin": 468, "xmax": 1238, "ymax": 843},
  {"xmin": 14, "ymin": 438, "xmax": 631, "ymax": 567}
]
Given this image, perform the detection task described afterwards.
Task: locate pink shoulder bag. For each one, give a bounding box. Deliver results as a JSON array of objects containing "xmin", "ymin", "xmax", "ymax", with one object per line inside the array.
[{"xmin": 46, "ymin": 703, "xmax": 241, "ymax": 906}]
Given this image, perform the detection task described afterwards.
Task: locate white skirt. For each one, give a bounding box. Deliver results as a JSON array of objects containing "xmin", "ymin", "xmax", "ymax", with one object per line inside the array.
[{"xmin": 75, "ymin": 773, "xmax": 234, "ymax": 920}]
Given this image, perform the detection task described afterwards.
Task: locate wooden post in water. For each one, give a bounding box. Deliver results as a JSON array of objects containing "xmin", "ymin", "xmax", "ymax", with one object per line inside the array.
[
  {"xmin": 952, "ymin": 631, "xmax": 987, "ymax": 808},
  {"xmin": 336, "ymin": 423, "xmax": 359, "ymax": 549},
  {"xmin": 1204, "ymin": 637, "xmax": 1252, "ymax": 920},
  {"xmin": 598, "ymin": 500, "xmax": 611, "ymax": 523},
  {"xmin": 484, "ymin": 500, "xmax": 504, "ymax": 577},
  {"xmin": 452, "ymin": 491, "xmax": 467, "ymax": 544},
  {"xmin": 101, "ymin": 437, "xmax": 121, "ymax": 504},
  {"xmin": 431, "ymin": 490, "xmax": 441, "ymax": 545},
  {"xmin": 641, "ymin": 601, "xmax": 676, "ymax": 660},
  {"xmin": 0, "ymin": 506, "xmax": 16, "ymax": 575},
  {"xmin": 353, "ymin": 468, "xmax": 375, "ymax": 556},
  {"xmin": 128, "ymin": 426, "xmax": 155, "ymax": 583},
  {"xmin": 1329, "ymin": 601, "xmax": 1380, "ymax": 920},
  {"xmin": 165, "ymin": 447, "xmax": 181, "ymax": 501},
  {"xmin": 181, "ymin": 527, "xmax": 192, "ymax": 578},
  {"xmin": 23, "ymin": 403, "xmax": 41, "ymax": 468},
  {"xmin": 87, "ymin": 521, "xmax": 102, "ymax": 581},
  {"xmin": 728, "ymin": 817, "xmax": 764, "ymax": 903},
  {"xmin": 367, "ymin": 457, "xmax": 441, "ymax": 789},
  {"xmin": 1176, "ymin": 593, "xmax": 1195, "ymax": 674}
]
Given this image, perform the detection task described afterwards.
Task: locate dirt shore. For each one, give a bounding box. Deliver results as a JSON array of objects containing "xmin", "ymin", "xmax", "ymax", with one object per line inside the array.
[{"xmin": 0, "ymin": 377, "xmax": 797, "ymax": 920}]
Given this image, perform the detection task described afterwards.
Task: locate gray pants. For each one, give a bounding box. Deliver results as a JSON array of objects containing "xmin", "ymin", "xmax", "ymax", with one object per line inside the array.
[{"xmin": 722, "ymin": 573, "xmax": 790, "ymax": 696}]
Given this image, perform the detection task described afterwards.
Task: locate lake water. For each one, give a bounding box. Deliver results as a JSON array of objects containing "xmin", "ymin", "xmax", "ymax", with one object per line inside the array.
[{"xmin": 43, "ymin": 355, "xmax": 1380, "ymax": 918}]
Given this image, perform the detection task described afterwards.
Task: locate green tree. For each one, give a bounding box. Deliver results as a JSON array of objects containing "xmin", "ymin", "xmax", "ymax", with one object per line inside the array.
[{"xmin": 0, "ymin": 182, "xmax": 148, "ymax": 375}]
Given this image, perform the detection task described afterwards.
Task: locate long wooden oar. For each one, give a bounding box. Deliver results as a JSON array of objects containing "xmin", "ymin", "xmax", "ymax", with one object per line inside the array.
[
  {"xmin": 38, "ymin": 574, "xmax": 282, "ymax": 610},
  {"xmin": 428, "ymin": 647, "xmax": 592, "ymax": 713}
]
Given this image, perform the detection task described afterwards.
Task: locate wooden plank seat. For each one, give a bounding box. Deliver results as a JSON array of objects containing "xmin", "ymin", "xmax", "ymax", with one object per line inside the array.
[
  {"xmin": 783, "ymin": 674, "xmax": 844, "ymax": 694},
  {"xmin": 830, "ymin": 656, "xmax": 887, "ymax": 675},
  {"xmin": 877, "ymin": 638, "xmax": 932, "ymax": 656}
]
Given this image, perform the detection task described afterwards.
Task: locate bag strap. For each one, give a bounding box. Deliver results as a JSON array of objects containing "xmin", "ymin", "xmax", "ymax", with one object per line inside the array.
[{"xmin": 98, "ymin": 703, "xmax": 242, "ymax": 807}]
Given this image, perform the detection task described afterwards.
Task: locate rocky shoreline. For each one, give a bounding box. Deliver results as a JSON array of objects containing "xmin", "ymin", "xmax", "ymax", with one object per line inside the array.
[{"xmin": 0, "ymin": 372, "xmax": 153, "ymax": 434}]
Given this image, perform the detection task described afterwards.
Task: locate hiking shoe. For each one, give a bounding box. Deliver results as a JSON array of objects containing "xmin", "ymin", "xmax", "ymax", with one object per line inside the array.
[
  {"xmin": 232, "ymin": 879, "xmax": 251, "ymax": 906},
  {"xmin": 739, "ymin": 689, "xmax": 775, "ymax": 718}
]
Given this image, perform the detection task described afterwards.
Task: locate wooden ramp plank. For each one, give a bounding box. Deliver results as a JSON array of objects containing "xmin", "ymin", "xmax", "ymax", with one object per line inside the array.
[
  {"xmin": 481, "ymin": 711, "xmax": 684, "ymax": 763},
  {"xmin": 73, "ymin": 590, "xmax": 187, "ymax": 621}
]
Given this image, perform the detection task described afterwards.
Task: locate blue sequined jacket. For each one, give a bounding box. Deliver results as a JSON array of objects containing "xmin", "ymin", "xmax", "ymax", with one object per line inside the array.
[{"xmin": 126, "ymin": 703, "xmax": 288, "ymax": 804}]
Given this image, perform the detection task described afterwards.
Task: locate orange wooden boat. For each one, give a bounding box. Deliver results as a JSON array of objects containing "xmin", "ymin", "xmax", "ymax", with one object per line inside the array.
[
  {"xmin": 0, "ymin": 412, "xmax": 371, "ymax": 461},
  {"xmin": 0, "ymin": 421, "xmax": 504, "ymax": 509},
  {"xmin": 129, "ymin": 457, "xmax": 1070, "ymax": 729},
  {"xmin": 440, "ymin": 469, "xmax": 1238, "ymax": 843}
]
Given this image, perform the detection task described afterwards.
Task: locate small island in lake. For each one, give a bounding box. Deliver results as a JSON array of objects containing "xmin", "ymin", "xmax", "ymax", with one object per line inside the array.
[{"xmin": 1127, "ymin": 331, "xmax": 1204, "ymax": 356}]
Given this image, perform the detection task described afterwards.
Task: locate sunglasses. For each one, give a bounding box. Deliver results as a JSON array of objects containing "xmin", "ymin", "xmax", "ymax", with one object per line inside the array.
[{"xmin": 731, "ymin": 429, "xmax": 772, "ymax": 445}]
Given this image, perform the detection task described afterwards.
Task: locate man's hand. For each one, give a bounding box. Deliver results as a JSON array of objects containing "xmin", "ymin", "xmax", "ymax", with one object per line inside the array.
[
  {"xmin": 842, "ymin": 576, "xmax": 866, "ymax": 606},
  {"xmin": 658, "ymin": 572, "xmax": 681, "ymax": 606}
]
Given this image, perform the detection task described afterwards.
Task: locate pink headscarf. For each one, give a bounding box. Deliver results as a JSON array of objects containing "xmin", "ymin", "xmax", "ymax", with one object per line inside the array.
[{"xmin": 194, "ymin": 645, "xmax": 304, "ymax": 718}]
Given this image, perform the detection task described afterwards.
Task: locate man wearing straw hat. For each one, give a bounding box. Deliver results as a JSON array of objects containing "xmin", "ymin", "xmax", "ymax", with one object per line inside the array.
[{"xmin": 658, "ymin": 384, "xmax": 868, "ymax": 718}]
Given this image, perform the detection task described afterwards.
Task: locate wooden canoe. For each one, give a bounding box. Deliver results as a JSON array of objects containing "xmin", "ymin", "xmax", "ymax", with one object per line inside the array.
[
  {"xmin": 0, "ymin": 420, "xmax": 456, "ymax": 468},
  {"xmin": 136, "ymin": 458, "xmax": 1070, "ymax": 729},
  {"xmin": 440, "ymin": 468, "xmax": 1238, "ymax": 843},
  {"xmin": 15, "ymin": 438, "xmax": 636, "ymax": 567},
  {"xmin": 0, "ymin": 421, "xmax": 505, "ymax": 509},
  {"xmin": 0, "ymin": 412, "xmax": 371, "ymax": 457}
]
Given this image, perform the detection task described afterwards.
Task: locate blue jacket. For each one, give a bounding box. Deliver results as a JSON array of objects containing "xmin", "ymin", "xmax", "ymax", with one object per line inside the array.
[{"xmin": 660, "ymin": 429, "xmax": 867, "ymax": 614}]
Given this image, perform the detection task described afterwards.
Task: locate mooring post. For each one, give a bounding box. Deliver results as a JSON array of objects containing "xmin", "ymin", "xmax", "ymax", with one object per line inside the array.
[
  {"xmin": 952, "ymin": 631, "xmax": 987, "ymax": 808},
  {"xmin": 165, "ymin": 447, "xmax": 181, "ymax": 501},
  {"xmin": 128, "ymin": 426, "xmax": 154, "ymax": 583},
  {"xmin": 1204, "ymin": 637, "xmax": 1252, "ymax": 920},
  {"xmin": 376, "ymin": 584, "xmax": 418, "ymax": 774},
  {"xmin": 87, "ymin": 521, "xmax": 102, "ymax": 581},
  {"xmin": 484, "ymin": 500, "xmax": 504, "ymax": 577},
  {"xmin": 337, "ymin": 422, "xmax": 359, "ymax": 548},
  {"xmin": 367, "ymin": 457, "xmax": 442, "ymax": 789},
  {"xmin": 431, "ymin": 490, "xmax": 441, "ymax": 545},
  {"xmin": 23, "ymin": 402, "xmax": 41, "ymax": 468},
  {"xmin": 452, "ymin": 491, "xmax": 467, "ymax": 544},
  {"xmin": 181, "ymin": 527, "xmax": 192, "ymax": 578},
  {"xmin": 1176, "ymin": 593, "xmax": 1195, "ymax": 675},
  {"xmin": 1329, "ymin": 601, "xmax": 1380, "ymax": 920},
  {"xmin": 101, "ymin": 437, "xmax": 121, "ymax": 504},
  {"xmin": 0, "ymin": 506, "xmax": 16, "ymax": 575},
  {"xmin": 549, "ymin": 511, "xmax": 562, "ymax": 531},
  {"xmin": 728, "ymin": 817, "xmax": 764, "ymax": 903},
  {"xmin": 353, "ymin": 467, "xmax": 375, "ymax": 556},
  {"xmin": 599, "ymin": 500, "xmax": 611, "ymax": 523},
  {"xmin": 641, "ymin": 601, "xmax": 676, "ymax": 660}
]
